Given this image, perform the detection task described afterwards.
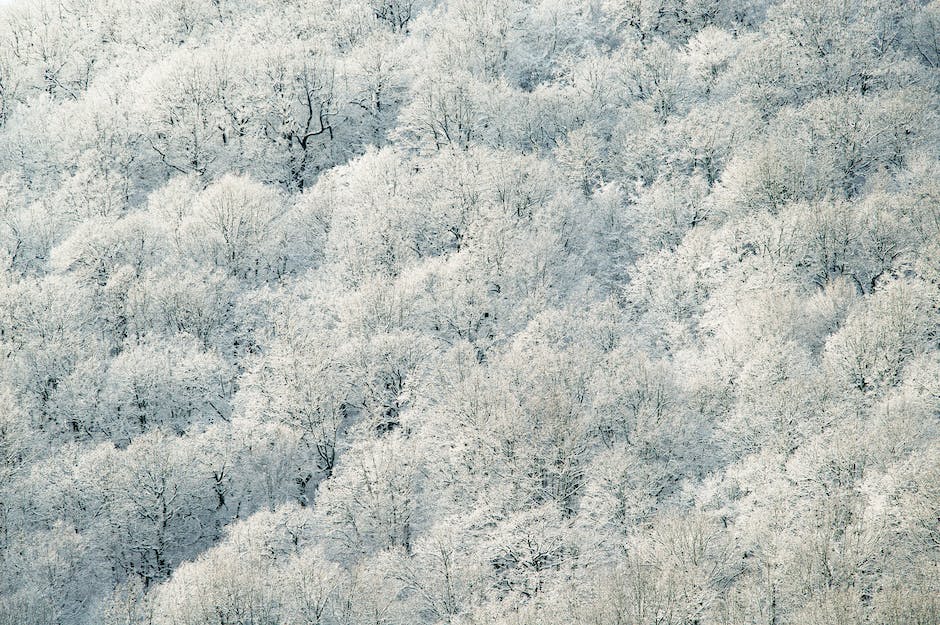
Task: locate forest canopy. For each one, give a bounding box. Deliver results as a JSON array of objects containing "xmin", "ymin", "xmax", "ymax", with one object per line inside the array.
[{"xmin": 0, "ymin": 0, "xmax": 939, "ymax": 624}]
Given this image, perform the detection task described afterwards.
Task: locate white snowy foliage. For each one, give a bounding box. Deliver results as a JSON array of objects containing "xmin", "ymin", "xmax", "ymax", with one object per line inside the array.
[{"xmin": 0, "ymin": 0, "xmax": 938, "ymax": 624}]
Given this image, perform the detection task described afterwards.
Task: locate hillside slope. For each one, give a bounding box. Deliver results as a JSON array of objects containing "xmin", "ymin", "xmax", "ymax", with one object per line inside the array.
[{"xmin": 0, "ymin": 1, "xmax": 938, "ymax": 624}]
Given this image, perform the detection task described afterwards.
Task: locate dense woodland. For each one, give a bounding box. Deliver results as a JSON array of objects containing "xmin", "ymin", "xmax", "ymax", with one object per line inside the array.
[{"xmin": 0, "ymin": 0, "xmax": 938, "ymax": 623}]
